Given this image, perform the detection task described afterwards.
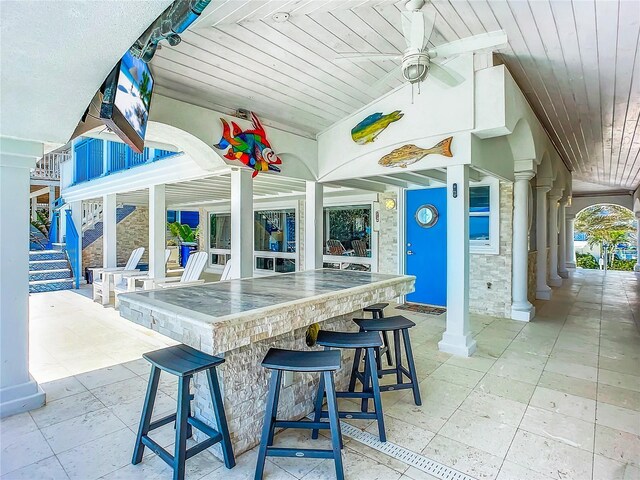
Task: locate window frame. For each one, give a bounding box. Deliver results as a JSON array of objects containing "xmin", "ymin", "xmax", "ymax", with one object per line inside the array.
[{"xmin": 469, "ymin": 177, "xmax": 500, "ymax": 255}]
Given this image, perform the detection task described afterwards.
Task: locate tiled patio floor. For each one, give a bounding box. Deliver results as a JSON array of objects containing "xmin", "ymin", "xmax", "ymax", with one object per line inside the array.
[{"xmin": 1, "ymin": 270, "xmax": 639, "ymax": 480}]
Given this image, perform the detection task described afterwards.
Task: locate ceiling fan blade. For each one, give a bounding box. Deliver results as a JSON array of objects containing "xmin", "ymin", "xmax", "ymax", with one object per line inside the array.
[
  {"xmin": 334, "ymin": 53, "xmax": 401, "ymax": 64},
  {"xmin": 400, "ymin": 11, "xmax": 413, "ymax": 48},
  {"xmin": 371, "ymin": 66, "xmax": 403, "ymax": 92},
  {"xmin": 430, "ymin": 30, "xmax": 507, "ymax": 59},
  {"xmin": 429, "ymin": 62, "xmax": 464, "ymax": 87},
  {"xmin": 409, "ymin": 11, "xmax": 425, "ymax": 50},
  {"xmin": 421, "ymin": 8, "xmax": 436, "ymax": 48}
]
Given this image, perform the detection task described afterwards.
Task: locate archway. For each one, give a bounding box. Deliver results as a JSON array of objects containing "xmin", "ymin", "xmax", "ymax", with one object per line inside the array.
[{"xmin": 573, "ymin": 203, "xmax": 637, "ymax": 271}]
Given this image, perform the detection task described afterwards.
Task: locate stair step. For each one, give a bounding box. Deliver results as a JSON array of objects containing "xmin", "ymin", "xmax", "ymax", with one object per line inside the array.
[
  {"xmin": 29, "ymin": 259, "xmax": 68, "ymax": 271},
  {"xmin": 29, "ymin": 268, "xmax": 72, "ymax": 281},
  {"xmin": 29, "ymin": 278, "xmax": 75, "ymax": 293},
  {"xmin": 29, "ymin": 250, "xmax": 66, "ymax": 261}
]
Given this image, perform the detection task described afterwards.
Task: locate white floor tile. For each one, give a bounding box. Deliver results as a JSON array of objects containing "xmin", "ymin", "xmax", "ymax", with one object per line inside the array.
[
  {"xmin": 595, "ymin": 424, "xmax": 640, "ymax": 467},
  {"xmin": 596, "ymin": 402, "xmax": 640, "ymax": 435},
  {"xmin": 0, "ymin": 429, "xmax": 53, "ymax": 476},
  {"xmin": 528, "ymin": 386, "xmax": 596, "ymax": 422},
  {"xmin": 0, "ymin": 455, "xmax": 68, "ymax": 480},
  {"xmin": 519, "ymin": 406, "xmax": 595, "ymax": 452}
]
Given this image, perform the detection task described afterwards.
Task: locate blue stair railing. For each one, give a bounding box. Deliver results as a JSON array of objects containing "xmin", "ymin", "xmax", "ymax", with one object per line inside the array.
[
  {"xmin": 65, "ymin": 210, "xmax": 81, "ymax": 289},
  {"xmin": 47, "ymin": 210, "xmax": 60, "ymax": 249}
]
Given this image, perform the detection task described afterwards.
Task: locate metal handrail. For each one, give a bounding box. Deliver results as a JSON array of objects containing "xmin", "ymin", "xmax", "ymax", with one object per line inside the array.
[{"xmin": 65, "ymin": 210, "xmax": 80, "ymax": 289}]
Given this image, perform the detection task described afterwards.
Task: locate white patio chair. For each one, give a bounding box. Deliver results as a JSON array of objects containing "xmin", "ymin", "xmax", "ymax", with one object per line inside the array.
[
  {"xmin": 91, "ymin": 247, "xmax": 145, "ymax": 305},
  {"xmin": 137, "ymin": 251, "xmax": 208, "ymax": 291},
  {"xmin": 113, "ymin": 249, "xmax": 170, "ymax": 307},
  {"xmin": 220, "ymin": 260, "xmax": 232, "ymax": 281}
]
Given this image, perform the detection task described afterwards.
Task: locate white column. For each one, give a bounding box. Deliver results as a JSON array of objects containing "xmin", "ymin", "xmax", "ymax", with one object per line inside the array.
[
  {"xmin": 48, "ymin": 185, "xmax": 55, "ymax": 221},
  {"xmin": 103, "ymin": 194, "xmax": 117, "ymax": 268},
  {"xmin": 149, "ymin": 185, "xmax": 166, "ymax": 279},
  {"xmin": 547, "ymin": 190, "xmax": 563, "ymax": 287},
  {"xmin": 230, "ymin": 168, "xmax": 253, "ymax": 279},
  {"xmin": 558, "ymin": 200, "xmax": 569, "ymax": 278},
  {"xmin": 536, "ymin": 184, "xmax": 552, "ymax": 299},
  {"xmin": 0, "ymin": 138, "xmax": 45, "ymax": 417},
  {"xmin": 439, "ymin": 164, "xmax": 476, "ymax": 356},
  {"xmin": 566, "ymin": 214, "xmax": 576, "ymax": 269},
  {"xmin": 511, "ymin": 171, "xmax": 536, "ymax": 321},
  {"xmin": 305, "ymin": 181, "xmax": 323, "ymax": 270}
]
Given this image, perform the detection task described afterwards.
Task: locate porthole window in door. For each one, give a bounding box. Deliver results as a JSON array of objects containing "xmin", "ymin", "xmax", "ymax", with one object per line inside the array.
[{"xmin": 415, "ymin": 204, "xmax": 438, "ymax": 228}]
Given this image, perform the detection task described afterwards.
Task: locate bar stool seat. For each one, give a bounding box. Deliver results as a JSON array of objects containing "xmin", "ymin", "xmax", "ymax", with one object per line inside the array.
[
  {"xmin": 363, "ymin": 303, "xmax": 389, "ymax": 314},
  {"xmin": 313, "ymin": 330, "xmax": 386, "ymax": 442},
  {"xmin": 261, "ymin": 348, "xmax": 340, "ymax": 372},
  {"xmin": 355, "ymin": 315, "xmax": 416, "ymax": 331},
  {"xmin": 350, "ymin": 315, "xmax": 422, "ymax": 407},
  {"xmin": 255, "ymin": 348, "xmax": 344, "ymax": 480},
  {"xmin": 132, "ymin": 345, "xmax": 235, "ymax": 480}
]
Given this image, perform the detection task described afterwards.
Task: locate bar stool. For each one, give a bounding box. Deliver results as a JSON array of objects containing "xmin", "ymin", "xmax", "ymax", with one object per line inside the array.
[
  {"xmin": 132, "ymin": 344, "xmax": 235, "ymax": 480},
  {"xmin": 349, "ymin": 315, "xmax": 422, "ymax": 406},
  {"xmin": 363, "ymin": 302, "xmax": 393, "ymax": 368},
  {"xmin": 312, "ymin": 330, "xmax": 386, "ymax": 442},
  {"xmin": 255, "ymin": 348, "xmax": 344, "ymax": 480}
]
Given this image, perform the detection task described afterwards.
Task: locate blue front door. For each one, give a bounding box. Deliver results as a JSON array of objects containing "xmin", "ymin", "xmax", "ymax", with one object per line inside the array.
[{"xmin": 405, "ymin": 188, "xmax": 447, "ymax": 306}]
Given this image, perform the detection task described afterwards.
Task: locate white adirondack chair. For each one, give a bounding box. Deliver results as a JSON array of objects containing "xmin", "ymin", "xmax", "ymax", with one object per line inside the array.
[
  {"xmin": 113, "ymin": 249, "xmax": 170, "ymax": 307},
  {"xmin": 136, "ymin": 251, "xmax": 208, "ymax": 291},
  {"xmin": 220, "ymin": 260, "xmax": 232, "ymax": 281},
  {"xmin": 91, "ymin": 247, "xmax": 145, "ymax": 305}
]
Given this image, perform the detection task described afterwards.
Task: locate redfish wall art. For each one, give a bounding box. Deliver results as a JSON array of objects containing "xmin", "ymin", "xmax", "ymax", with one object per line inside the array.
[{"xmin": 213, "ymin": 113, "xmax": 282, "ymax": 178}]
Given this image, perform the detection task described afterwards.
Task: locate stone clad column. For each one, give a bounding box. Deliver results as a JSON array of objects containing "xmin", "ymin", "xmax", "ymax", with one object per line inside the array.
[
  {"xmin": 511, "ymin": 171, "xmax": 535, "ymax": 321},
  {"xmin": 0, "ymin": 138, "xmax": 46, "ymax": 417},
  {"xmin": 103, "ymin": 194, "xmax": 117, "ymax": 268},
  {"xmin": 558, "ymin": 199, "xmax": 569, "ymax": 278},
  {"xmin": 230, "ymin": 168, "xmax": 253, "ymax": 279},
  {"xmin": 566, "ymin": 213, "xmax": 576, "ymax": 269},
  {"xmin": 439, "ymin": 164, "xmax": 476, "ymax": 356},
  {"xmin": 547, "ymin": 189, "xmax": 563, "ymax": 287},
  {"xmin": 536, "ymin": 184, "xmax": 552, "ymax": 299},
  {"xmin": 305, "ymin": 181, "xmax": 323, "ymax": 270}
]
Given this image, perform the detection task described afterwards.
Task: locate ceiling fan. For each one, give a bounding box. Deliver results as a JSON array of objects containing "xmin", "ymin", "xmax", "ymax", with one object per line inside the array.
[{"xmin": 335, "ymin": 0, "xmax": 507, "ymax": 90}]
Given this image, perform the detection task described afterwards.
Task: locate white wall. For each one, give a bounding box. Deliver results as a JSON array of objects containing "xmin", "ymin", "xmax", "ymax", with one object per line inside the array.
[{"xmin": 317, "ymin": 55, "xmax": 475, "ymax": 182}]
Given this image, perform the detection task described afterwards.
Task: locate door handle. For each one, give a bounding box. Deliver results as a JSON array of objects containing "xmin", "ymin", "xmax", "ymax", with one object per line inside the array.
[{"xmin": 407, "ymin": 250, "xmax": 414, "ymax": 255}]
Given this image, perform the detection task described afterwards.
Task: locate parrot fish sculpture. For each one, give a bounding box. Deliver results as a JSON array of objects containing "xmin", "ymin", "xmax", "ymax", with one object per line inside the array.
[{"xmin": 213, "ymin": 113, "xmax": 282, "ymax": 178}]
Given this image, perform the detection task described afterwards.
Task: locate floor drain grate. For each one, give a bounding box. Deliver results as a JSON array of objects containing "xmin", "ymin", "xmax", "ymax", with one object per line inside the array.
[{"xmin": 307, "ymin": 415, "xmax": 477, "ymax": 480}]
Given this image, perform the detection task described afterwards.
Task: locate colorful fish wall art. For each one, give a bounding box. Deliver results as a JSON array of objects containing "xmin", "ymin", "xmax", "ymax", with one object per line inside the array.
[
  {"xmin": 378, "ymin": 137, "xmax": 453, "ymax": 168},
  {"xmin": 351, "ymin": 110, "xmax": 404, "ymax": 145},
  {"xmin": 213, "ymin": 113, "xmax": 282, "ymax": 178}
]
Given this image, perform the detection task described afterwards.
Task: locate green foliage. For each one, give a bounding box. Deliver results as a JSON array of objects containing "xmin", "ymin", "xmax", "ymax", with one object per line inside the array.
[
  {"xmin": 611, "ymin": 258, "xmax": 636, "ymax": 271},
  {"xmin": 168, "ymin": 222, "xmax": 199, "ymax": 243},
  {"xmin": 575, "ymin": 204, "xmax": 636, "ymax": 268},
  {"xmin": 31, "ymin": 209, "xmax": 50, "ymax": 236},
  {"xmin": 576, "ymin": 253, "xmax": 599, "ymax": 269},
  {"xmin": 139, "ymin": 71, "xmax": 152, "ymax": 108}
]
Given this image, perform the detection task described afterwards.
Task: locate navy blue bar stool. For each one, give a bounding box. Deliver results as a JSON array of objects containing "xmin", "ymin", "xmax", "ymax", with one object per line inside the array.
[
  {"xmin": 312, "ymin": 330, "xmax": 386, "ymax": 442},
  {"xmin": 349, "ymin": 315, "xmax": 422, "ymax": 406},
  {"xmin": 255, "ymin": 348, "xmax": 344, "ymax": 480},
  {"xmin": 132, "ymin": 344, "xmax": 235, "ymax": 480},
  {"xmin": 363, "ymin": 302, "xmax": 393, "ymax": 368}
]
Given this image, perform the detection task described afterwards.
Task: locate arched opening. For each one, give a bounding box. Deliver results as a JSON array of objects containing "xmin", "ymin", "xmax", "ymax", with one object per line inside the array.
[{"xmin": 574, "ymin": 203, "xmax": 637, "ymax": 271}]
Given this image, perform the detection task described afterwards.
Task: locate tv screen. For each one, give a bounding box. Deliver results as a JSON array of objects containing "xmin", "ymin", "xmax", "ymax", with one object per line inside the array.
[{"xmin": 100, "ymin": 51, "xmax": 154, "ymax": 153}]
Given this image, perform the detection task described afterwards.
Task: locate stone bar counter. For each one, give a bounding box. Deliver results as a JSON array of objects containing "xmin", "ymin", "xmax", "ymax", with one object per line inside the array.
[{"xmin": 118, "ymin": 269, "xmax": 414, "ymax": 457}]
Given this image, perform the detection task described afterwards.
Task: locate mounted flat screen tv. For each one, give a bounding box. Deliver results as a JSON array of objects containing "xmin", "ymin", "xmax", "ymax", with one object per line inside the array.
[{"xmin": 100, "ymin": 51, "xmax": 154, "ymax": 153}]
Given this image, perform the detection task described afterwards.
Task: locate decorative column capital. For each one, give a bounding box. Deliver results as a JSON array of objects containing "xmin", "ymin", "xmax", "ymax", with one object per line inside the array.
[
  {"xmin": 548, "ymin": 188, "xmax": 563, "ymax": 203},
  {"xmin": 514, "ymin": 170, "xmax": 536, "ymax": 181}
]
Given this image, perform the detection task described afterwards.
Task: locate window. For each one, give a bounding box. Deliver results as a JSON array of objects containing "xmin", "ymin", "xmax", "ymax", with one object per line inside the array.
[
  {"xmin": 323, "ymin": 205, "xmax": 371, "ymax": 257},
  {"xmin": 209, "ymin": 213, "xmax": 231, "ymax": 267},
  {"xmin": 254, "ymin": 209, "xmax": 296, "ymax": 253},
  {"xmin": 469, "ymin": 180, "xmax": 499, "ymax": 254},
  {"xmin": 470, "ymin": 186, "xmax": 490, "ymax": 243}
]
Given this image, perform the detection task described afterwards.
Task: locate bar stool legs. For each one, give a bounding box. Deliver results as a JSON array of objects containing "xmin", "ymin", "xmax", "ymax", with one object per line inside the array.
[
  {"xmin": 132, "ymin": 365, "xmax": 160, "ymax": 465},
  {"xmin": 207, "ymin": 368, "xmax": 236, "ymax": 468}
]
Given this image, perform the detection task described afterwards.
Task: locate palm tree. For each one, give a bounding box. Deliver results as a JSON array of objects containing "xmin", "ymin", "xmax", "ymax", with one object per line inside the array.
[{"xmin": 575, "ymin": 205, "xmax": 636, "ymax": 268}]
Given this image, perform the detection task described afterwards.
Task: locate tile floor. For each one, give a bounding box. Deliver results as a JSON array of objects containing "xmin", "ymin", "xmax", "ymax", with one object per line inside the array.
[{"xmin": 1, "ymin": 269, "xmax": 639, "ymax": 480}]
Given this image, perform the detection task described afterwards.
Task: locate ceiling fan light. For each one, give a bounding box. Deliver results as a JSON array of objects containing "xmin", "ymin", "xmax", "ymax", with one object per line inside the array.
[{"xmin": 403, "ymin": 62, "xmax": 428, "ymax": 83}]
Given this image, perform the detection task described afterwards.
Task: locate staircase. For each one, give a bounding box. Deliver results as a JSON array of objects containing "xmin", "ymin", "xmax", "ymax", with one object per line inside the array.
[{"xmin": 29, "ymin": 249, "xmax": 75, "ymax": 293}]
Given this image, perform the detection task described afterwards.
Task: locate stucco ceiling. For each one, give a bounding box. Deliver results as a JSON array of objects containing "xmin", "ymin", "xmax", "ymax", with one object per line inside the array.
[
  {"xmin": 149, "ymin": 0, "xmax": 640, "ymax": 194},
  {"xmin": 0, "ymin": 0, "xmax": 172, "ymax": 145}
]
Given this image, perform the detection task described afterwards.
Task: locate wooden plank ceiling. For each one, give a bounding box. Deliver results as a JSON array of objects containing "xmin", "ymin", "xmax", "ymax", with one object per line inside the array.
[{"xmin": 150, "ymin": 0, "xmax": 640, "ymax": 193}]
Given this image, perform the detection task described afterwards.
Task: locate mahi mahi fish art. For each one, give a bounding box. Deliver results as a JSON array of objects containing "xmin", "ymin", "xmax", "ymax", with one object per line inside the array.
[
  {"xmin": 213, "ymin": 113, "xmax": 282, "ymax": 178},
  {"xmin": 378, "ymin": 137, "xmax": 453, "ymax": 168},
  {"xmin": 351, "ymin": 110, "xmax": 404, "ymax": 145}
]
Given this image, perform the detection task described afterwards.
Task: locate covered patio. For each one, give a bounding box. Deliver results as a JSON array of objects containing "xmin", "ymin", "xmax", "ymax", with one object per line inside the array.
[{"xmin": 2, "ymin": 269, "xmax": 638, "ymax": 479}]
